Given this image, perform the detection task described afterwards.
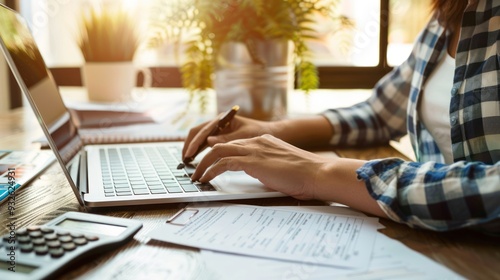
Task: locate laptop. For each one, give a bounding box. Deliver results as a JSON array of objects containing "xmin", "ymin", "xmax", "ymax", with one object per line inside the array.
[{"xmin": 0, "ymin": 4, "xmax": 284, "ymax": 208}]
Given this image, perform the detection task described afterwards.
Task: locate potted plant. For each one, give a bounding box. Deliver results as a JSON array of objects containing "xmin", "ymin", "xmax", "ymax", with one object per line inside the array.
[
  {"xmin": 78, "ymin": 3, "xmax": 149, "ymax": 103},
  {"xmin": 149, "ymin": 0, "xmax": 348, "ymax": 120}
]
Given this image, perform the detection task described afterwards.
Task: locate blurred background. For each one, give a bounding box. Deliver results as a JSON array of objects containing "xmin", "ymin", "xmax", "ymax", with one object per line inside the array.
[{"xmin": 1, "ymin": 0, "xmax": 432, "ymax": 111}]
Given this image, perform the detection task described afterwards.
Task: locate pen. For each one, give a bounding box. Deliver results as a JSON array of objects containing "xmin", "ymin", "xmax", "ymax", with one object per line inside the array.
[{"xmin": 178, "ymin": 105, "xmax": 240, "ymax": 169}]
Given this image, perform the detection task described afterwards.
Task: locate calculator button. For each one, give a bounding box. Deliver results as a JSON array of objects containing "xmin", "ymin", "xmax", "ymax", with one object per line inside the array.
[
  {"xmin": 20, "ymin": 243, "xmax": 34, "ymax": 253},
  {"xmin": 47, "ymin": 240, "xmax": 61, "ymax": 248},
  {"xmin": 61, "ymin": 243, "xmax": 76, "ymax": 251},
  {"xmin": 59, "ymin": 236, "xmax": 73, "ymax": 243},
  {"xmin": 27, "ymin": 226, "xmax": 41, "ymax": 232},
  {"xmin": 40, "ymin": 227, "xmax": 55, "ymax": 234},
  {"xmin": 56, "ymin": 231, "xmax": 70, "ymax": 236},
  {"xmin": 34, "ymin": 245, "xmax": 49, "ymax": 255},
  {"xmin": 29, "ymin": 231, "xmax": 43, "ymax": 238},
  {"xmin": 85, "ymin": 235, "xmax": 99, "ymax": 242},
  {"xmin": 70, "ymin": 233, "xmax": 84, "ymax": 239},
  {"xmin": 73, "ymin": 238, "xmax": 88, "ymax": 246},
  {"xmin": 17, "ymin": 236, "xmax": 31, "ymax": 243},
  {"xmin": 44, "ymin": 233, "xmax": 58, "ymax": 241},
  {"xmin": 31, "ymin": 238, "xmax": 46, "ymax": 246},
  {"xmin": 17, "ymin": 228, "xmax": 29, "ymax": 236},
  {"xmin": 49, "ymin": 248, "xmax": 65, "ymax": 258}
]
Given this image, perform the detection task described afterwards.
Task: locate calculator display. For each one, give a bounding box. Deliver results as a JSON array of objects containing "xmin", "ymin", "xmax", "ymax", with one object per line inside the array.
[{"xmin": 57, "ymin": 219, "xmax": 127, "ymax": 236}]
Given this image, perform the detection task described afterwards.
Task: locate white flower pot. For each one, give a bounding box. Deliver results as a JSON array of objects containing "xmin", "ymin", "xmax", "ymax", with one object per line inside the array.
[{"xmin": 81, "ymin": 62, "xmax": 151, "ymax": 103}]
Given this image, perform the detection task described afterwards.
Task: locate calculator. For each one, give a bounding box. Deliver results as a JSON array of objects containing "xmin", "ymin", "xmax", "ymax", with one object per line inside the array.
[{"xmin": 0, "ymin": 212, "xmax": 143, "ymax": 280}]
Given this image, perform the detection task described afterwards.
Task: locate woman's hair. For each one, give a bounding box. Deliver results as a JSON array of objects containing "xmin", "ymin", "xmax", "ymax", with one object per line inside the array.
[{"xmin": 431, "ymin": 0, "xmax": 469, "ymax": 28}]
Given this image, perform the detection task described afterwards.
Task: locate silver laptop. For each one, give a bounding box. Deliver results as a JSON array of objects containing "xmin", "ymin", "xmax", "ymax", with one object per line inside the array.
[{"xmin": 0, "ymin": 4, "xmax": 284, "ymax": 208}]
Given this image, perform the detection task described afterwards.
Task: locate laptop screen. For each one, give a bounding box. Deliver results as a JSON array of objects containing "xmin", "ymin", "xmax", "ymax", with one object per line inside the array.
[{"xmin": 0, "ymin": 5, "xmax": 82, "ymax": 169}]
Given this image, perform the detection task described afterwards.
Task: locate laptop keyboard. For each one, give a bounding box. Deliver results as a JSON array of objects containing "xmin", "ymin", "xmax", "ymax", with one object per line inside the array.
[{"xmin": 99, "ymin": 146, "xmax": 215, "ymax": 197}]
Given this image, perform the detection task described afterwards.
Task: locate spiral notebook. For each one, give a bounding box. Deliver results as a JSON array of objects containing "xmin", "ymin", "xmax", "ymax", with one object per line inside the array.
[{"xmin": 34, "ymin": 101, "xmax": 208, "ymax": 148}]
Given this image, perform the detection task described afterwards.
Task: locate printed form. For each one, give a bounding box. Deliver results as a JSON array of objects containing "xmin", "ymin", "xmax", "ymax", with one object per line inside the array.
[
  {"xmin": 199, "ymin": 206, "xmax": 464, "ymax": 280},
  {"xmin": 148, "ymin": 204, "xmax": 379, "ymax": 269}
]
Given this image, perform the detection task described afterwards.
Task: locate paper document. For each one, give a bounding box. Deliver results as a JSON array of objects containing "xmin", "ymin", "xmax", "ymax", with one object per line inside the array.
[
  {"xmin": 148, "ymin": 204, "xmax": 379, "ymax": 269},
  {"xmin": 200, "ymin": 232, "xmax": 464, "ymax": 280},
  {"xmin": 197, "ymin": 206, "xmax": 464, "ymax": 280}
]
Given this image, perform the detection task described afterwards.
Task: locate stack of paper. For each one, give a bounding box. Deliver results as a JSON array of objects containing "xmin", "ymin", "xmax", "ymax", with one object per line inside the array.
[
  {"xmin": 149, "ymin": 204, "xmax": 379, "ymax": 269},
  {"xmin": 146, "ymin": 204, "xmax": 464, "ymax": 280}
]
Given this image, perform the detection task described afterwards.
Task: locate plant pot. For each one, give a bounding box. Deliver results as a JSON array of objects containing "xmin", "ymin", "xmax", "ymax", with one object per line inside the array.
[
  {"xmin": 214, "ymin": 39, "xmax": 294, "ymax": 121},
  {"xmin": 81, "ymin": 62, "xmax": 151, "ymax": 103}
]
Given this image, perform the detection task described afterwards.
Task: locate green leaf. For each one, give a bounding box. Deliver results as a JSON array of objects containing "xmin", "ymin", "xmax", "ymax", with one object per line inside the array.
[
  {"xmin": 78, "ymin": 4, "xmax": 139, "ymax": 62},
  {"xmin": 148, "ymin": 0, "xmax": 348, "ymax": 112}
]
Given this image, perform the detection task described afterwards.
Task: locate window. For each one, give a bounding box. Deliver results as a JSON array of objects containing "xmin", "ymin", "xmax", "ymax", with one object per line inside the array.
[
  {"xmin": 19, "ymin": 0, "xmax": 150, "ymax": 66},
  {"xmin": 18, "ymin": 0, "xmax": 432, "ymax": 89},
  {"xmin": 310, "ymin": 0, "xmax": 381, "ymax": 67},
  {"xmin": 388, "ymin": 0, "xmax": 432, "ymax": 66}
]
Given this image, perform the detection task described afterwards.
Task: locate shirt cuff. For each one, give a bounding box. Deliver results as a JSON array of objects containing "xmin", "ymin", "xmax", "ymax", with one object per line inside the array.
[
  {"xmin": 356, "ymin": 158, "xmax": 408, "ymax": 224},
  {"xmin": 320, "ymin": 109, "xmax": 344, "ymax": 146}
]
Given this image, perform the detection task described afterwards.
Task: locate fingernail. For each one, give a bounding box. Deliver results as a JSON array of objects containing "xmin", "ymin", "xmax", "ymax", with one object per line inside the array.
[
  {"xmin": 183, "ymin": 156, "xmax": 194, "ymax": 164},
  {"xmin": 176, "ymin": 163, "xmax": 185, "ymax": 169}
]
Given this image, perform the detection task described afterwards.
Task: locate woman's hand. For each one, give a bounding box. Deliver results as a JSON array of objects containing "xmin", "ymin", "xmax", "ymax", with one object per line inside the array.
[
  {"xmin": 182, "ymin": 115, "xmax": 277, "ymax": 161},
  {"xmin": 188, "ymin": 132, "xmax": 386, "ymax": 218},
  {"xmin": 191, "ymin": 134, "xmax": 332, "ymax": 200},
  {"xmin": 182, "ymin": 114, "xmax": 334, "ymax": 162}
]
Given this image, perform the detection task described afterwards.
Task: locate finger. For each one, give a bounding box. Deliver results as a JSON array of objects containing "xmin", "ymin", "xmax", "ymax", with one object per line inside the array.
[
  {"xmin": 183, "ymin": 118, "xmax": 220, "ymax": 160},
  {"xmin": 205, "ymin": 116, "xmax": 245, "ymax": 146},
  {"xmin": 207, "ymin": 131, "xmax": 240, "ymax": 146},
  {"xmin": 182, "ymin": 121, "xmax": 207, "ymax": 157},
  {"xmin": 191, "ymin": 142, "xmax": 250, "ymax": 181},
  {"xmin": 198, "ymin": 156, "xmax": 252, "ymax": 183}
]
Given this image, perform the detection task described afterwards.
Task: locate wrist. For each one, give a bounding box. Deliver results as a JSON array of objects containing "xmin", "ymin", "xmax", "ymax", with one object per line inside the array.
[
  {"xmin": 314, "ymin": 158, "xmax": 387, "ymax": 217},
  {"xmin": 312, "ymin": 158, "xmax": 366, "ymax": 202},
  {"xmin": 270, "ymin": 116, "xmax": 333, "ymax": 148},
  {"xmin": 268, "ymin": 119, "xmax": 292, "ymax": 141}
]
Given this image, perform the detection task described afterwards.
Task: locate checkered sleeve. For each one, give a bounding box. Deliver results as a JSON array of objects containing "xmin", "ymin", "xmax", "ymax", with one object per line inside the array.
[
  {"xmin": 321, "ymin": 49, "xmax": 416, "ymax": 147},
  {"xmin": 357, "ymin": 158, "xmax": 500, "ymax": 232}
]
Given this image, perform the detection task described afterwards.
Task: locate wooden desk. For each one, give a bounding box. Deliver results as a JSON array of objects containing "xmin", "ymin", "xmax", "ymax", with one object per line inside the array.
[{"xmin": 1, "ymin": 96, "xmax": 499, "ymax": 280}]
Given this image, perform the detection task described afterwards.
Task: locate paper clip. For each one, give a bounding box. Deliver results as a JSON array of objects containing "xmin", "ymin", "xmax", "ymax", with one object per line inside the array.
[{"xmin": 166, "ymin": 208, "xmax": 199, "ymax": 226}]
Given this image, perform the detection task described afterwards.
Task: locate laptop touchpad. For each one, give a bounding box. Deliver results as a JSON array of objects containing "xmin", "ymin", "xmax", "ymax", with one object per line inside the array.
[{"xmin": 211, "ymin": 171, "xmax": 274, "ymax": 193}]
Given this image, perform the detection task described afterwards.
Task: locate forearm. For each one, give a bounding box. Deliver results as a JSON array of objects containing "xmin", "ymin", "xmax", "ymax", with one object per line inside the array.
[
  {"xmin": 269, "ymin": 117, "xmax": 387, "ymax": 217},
  {"xmin": 314, "ymin": 158, "xmax": 388, "ymax": 218},
  {"xmin": 271, "ymin": 115, "xmax": 333, "ymax": 149}
]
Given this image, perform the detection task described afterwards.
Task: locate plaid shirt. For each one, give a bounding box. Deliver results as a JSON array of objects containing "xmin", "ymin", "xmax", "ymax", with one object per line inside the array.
[{"xmin": 322, "ymin": 0, "xmax": 500, "ymax": 232}]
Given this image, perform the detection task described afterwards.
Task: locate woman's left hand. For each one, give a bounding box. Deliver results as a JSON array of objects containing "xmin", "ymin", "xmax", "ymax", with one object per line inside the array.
[{"xmin": 191, "ymin": 134, "xmax": 331, "ymax": 200}]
